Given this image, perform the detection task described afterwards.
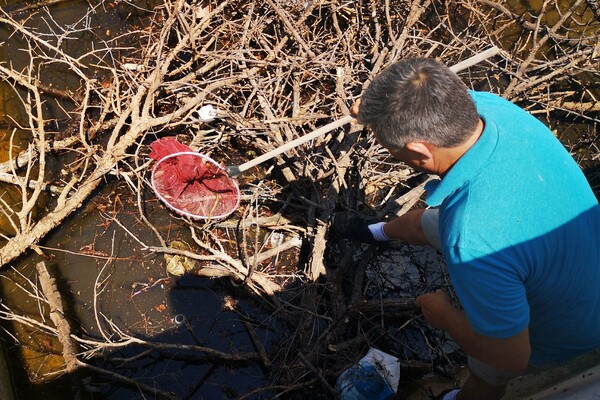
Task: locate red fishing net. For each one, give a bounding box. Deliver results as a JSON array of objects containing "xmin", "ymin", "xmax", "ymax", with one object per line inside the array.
[{"xmin": 149, "ymin": 138, "xmax": 240, "ymax": 219}]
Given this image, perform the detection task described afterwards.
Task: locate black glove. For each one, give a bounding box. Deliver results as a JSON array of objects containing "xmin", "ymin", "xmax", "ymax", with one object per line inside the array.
[{"xmin": 330, "ymin": 211, "xmax": 390, "ymax": 245}]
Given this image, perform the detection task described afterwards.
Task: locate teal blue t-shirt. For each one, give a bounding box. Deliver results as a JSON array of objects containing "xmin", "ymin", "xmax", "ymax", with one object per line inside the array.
[{"xmin": 425, "ymin": 91, "xmax": 600, "ymax": 365}]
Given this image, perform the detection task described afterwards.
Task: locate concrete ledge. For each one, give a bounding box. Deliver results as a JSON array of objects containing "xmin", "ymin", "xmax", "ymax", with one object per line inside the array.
[{"xmin": 506, "ymin": 348, "xmax": 600, "ymax": 400}]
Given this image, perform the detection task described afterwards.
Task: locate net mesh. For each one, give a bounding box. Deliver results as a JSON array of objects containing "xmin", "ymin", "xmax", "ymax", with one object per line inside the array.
[{"xmin": 149, "ymin": 138, "xmax": 240, "ymax": 219}]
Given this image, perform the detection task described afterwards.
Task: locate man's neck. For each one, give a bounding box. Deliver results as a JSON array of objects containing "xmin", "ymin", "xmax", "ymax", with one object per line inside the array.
[{"xmin": 436, "ymin": 118, "xmax": 484, "ymax": 177}]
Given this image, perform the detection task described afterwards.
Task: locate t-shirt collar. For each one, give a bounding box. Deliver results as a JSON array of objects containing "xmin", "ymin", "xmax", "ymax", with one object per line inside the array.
[{"xmin": 425, "ymin": 118, "xmax": 498, "ymax": 207}]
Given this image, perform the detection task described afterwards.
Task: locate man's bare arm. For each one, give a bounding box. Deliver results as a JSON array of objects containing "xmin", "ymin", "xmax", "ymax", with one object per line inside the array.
[
  {"xmin": 383, "ymin": 209, "xmax": 431, "ymax": 246},
  {"xmin": 417, "ymin": 290, "xmax": 531, "ymax": 372}
]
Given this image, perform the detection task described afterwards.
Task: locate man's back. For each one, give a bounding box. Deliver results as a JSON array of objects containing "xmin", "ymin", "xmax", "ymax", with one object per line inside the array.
[{"xmin": 426, "ymin": 91, "xmax": 600, "ymax": 365}]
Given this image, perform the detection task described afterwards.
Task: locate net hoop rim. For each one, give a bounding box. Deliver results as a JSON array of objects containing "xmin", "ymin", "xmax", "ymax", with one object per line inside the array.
[{"xmin": 151, "ymin": 151, "xmax": 240, "ymax": 220}]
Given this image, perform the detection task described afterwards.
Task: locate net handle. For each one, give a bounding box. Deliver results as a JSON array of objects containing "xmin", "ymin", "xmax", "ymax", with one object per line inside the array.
[
  {"xmin": 226, "ymin": 45, "xmax": 501, "ymax": 177},
  {"xmin": 448, "ymin": 45, "xmax": 500, "ymax": 73},
  {"xmin": 227, "ymin": 115, "xmax": 353, "ymax": 177}
]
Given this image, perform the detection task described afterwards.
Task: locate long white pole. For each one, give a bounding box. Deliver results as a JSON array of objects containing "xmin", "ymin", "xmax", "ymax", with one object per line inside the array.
[{"xmin": 227, "ymin": 45, "xmax": 501, "ymax": 177}]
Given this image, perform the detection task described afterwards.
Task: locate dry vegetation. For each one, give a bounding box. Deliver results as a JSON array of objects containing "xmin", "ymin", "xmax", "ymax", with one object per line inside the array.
[{"xmin": 0, "ymin": 0, "xmax": 598, "ymax": 398}]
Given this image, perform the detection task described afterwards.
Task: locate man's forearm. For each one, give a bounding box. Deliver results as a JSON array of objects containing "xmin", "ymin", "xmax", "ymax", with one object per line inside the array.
[
  {"xmin": 382, "ymin": 209, "xmax": 430, "ymax": 245},
  {"xmin": 441, "ymin": 306, "xmax": 530, "ymax": 372}
]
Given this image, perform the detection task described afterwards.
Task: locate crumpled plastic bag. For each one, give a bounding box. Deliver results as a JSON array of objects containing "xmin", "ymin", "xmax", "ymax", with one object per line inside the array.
[{"xmin": 335, "ymin": 348, "xmax": 400, "ymax": 400}]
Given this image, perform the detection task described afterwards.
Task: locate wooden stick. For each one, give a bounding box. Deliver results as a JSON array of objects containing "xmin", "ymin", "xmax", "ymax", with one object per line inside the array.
[
  {"xmin": 228, "ymin": 46, "xmax": 500, "ymax": 177},
  {"xmin": 35, "ymin": 261, "xmax": 82, "ymax": 400},
  {"xmin": 79, "ymin": 361, "xmax": 178, "ymax": 400},
  {"xmin": 242, "ymin": 320, "xmax": 271, "ymax": 368},
  {"xmin": 298, "ymin": 352, "xmax": 337, "ymax": 396},
  {"xmin": 35, "ymin": 261, "xmax": 79, "ymax": 373},
  {"xmin": 227, "ymin": 115, "xmax": 354, "ymax": 176}
]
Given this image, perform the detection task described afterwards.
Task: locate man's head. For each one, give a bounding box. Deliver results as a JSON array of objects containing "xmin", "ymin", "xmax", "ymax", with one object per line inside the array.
[{"xmin": 358, "ymin": 58, "xmax": 480, "ymax": 155}]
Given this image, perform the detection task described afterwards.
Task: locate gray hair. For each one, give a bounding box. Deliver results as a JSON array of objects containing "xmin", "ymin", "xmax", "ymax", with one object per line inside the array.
[{"xmin": 358, "ymin": 58, "xmax": 479, "ymax": 150}]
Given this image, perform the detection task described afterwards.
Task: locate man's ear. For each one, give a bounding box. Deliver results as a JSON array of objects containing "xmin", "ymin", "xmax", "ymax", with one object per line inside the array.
[{"xmin": 405, "ymin": 141, "xmax": 434, "ymax": 165}]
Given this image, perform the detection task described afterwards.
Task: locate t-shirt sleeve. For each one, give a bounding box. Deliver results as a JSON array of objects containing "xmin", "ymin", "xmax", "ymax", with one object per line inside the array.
[{"xmin": 446, "ymin": 246, "xmax": 530, "ymax": 339}]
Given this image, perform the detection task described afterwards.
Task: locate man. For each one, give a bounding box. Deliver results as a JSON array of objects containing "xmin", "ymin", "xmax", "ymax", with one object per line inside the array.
[{"xmin": 335, "ymin": 58, "xmax": 600, "ymax": 400}]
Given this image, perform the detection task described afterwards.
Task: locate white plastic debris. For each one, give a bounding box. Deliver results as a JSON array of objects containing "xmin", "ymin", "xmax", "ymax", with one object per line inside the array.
[
  {"xmin": 173, "ymin": 314, "xmax": 187, "ymax": 326},
  {"xmin": 194, "ymin": 5, "xmax": 210, "ymax": 20},
  {"xmin": 196, "ymin": 105, "xmax": 218, "ymax": 122},
  {"xmin": 336, "ymin": 348, "xmax": 400, "ymax": 400},
  {"xmin": 121, "ymin": 63, "xmax": 144, "ymax": 72}
]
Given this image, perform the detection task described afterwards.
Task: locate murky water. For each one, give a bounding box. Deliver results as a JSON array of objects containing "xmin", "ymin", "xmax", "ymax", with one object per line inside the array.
[
  {"xmin": 0, "ymin": 152, "xmax": 275, "ymax": 398},
  {"xmin": 0, "ymin": 2, "xmax": 277, "ymax": 399}
]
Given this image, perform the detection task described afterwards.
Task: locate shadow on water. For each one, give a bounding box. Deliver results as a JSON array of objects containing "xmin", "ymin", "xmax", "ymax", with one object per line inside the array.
[{"xmin": 89, "ymin": 276, "xmax": 276, "ymax": 399}]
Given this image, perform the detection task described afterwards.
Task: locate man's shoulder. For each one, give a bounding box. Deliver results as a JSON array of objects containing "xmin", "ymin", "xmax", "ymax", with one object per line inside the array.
[
  {"xmin": 470, "ymin": 91, "xmax": 544, "ymax": 131},
  {"xmin": 469, "ymin": 90, "xmax": 516, "ymax": 107}
]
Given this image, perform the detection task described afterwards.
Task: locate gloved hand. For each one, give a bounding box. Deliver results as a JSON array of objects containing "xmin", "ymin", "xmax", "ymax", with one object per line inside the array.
[{"xmin": 330, "ymin": 211, "xmax": 391, "ymax": 244}]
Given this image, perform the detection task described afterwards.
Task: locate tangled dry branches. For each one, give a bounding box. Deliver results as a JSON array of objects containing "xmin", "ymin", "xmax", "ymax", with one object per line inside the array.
[{"xmin": 0, "ymin": 0, "xmax": 597, "ymax": 398}]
